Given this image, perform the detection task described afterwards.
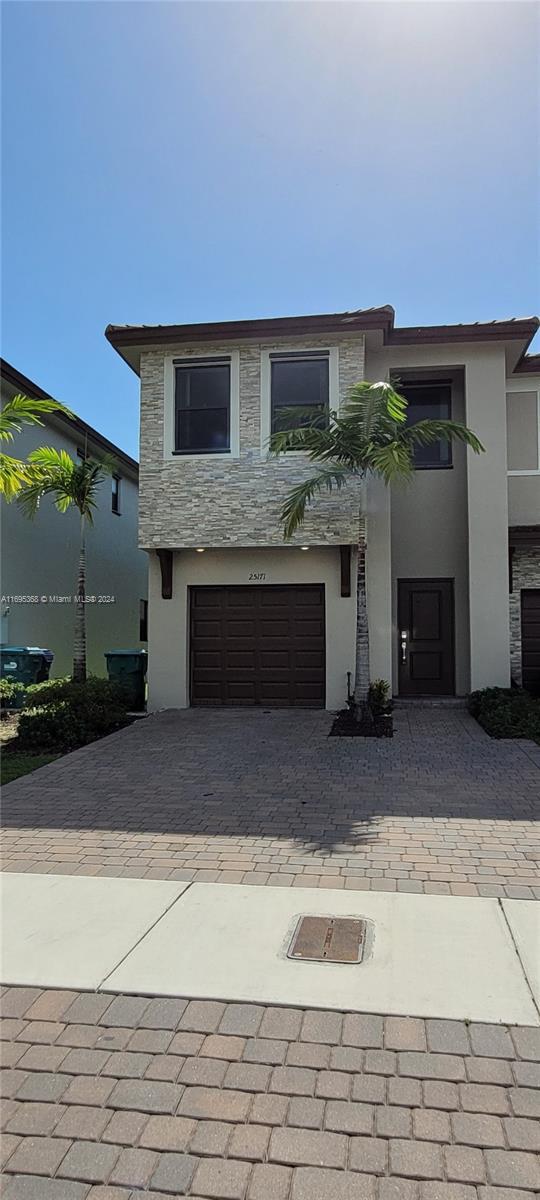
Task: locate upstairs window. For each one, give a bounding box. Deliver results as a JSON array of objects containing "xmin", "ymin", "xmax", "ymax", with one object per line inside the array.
[
  {"xmin": 506, "ymin": 390, "xmax": 540, "ymax": 473},
  {"xmin": 174, "ymin": 357, "xmax": 231, "ymax": 454},
  {"xmin": 400, "ymin": 380, "xmax": 452, "ymax": 469},
  {"xmin": 111, "ymin": 474, "xmax": 121, "ymax": 513},
  {"xmin": 270, "ymin": 352, "xmax": 329, "ymax": 435}
]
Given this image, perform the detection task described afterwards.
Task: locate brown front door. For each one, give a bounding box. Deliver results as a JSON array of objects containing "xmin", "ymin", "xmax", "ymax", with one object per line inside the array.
[
  {"xmin": 190, "ymin": 584, "xmax": 325, "ymax": 707},
  {"xmin": 398, "ymin": 579, "xmax": 455, "ymax": 696}
]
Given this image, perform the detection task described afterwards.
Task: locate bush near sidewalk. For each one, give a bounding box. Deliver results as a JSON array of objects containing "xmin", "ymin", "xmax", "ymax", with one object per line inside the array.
[
  {"xmin": 15, "ymin": 676, "xmax": 131, "ymax": 754},
  {"xmin": 468, "ymin": 686, "xmax": 540, "ymax": 742},
  {"xmin": 0, "ymin": 678, "xmax": 25, "ymax": 711}
]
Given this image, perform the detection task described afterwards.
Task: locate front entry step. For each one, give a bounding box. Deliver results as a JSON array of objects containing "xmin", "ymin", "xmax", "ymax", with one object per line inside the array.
[{"xmin": 393, "ymin": 697, "xmax": 467, "ymax": 709}]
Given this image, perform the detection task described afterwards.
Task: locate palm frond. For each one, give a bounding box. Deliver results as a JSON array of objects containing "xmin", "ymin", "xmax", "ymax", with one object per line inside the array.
[
  {"xmin": 0, "ymin": 394, "xmax": 74, "ymax": 443},
  {"xmin": 27, "ymin": 446, "xmax": 76, "ymax": 473},
  {"xmin": 401, "ymin": 420, "xmax": 484, "ymax": 454},
  {"xmin": 19, "ymin": 448, "xmax": 109, "ymax": 523},
  {"xmin": 270, "ymin": 418, "xmax": 360, "ymax": 467},
  {"xmin": 280, "ymin": 464, "xmax": 352, "ymax": 540},
  {"xmin": 0, "ymin": 453, "xmax": 31, "ymax": 498},
  {"xmin": 368, "ymin": 440, "xmax": 415, "ymax": 484},
  {"xmin": 342, "ymin": 381, "xmax": 408, "ymax": 431}
]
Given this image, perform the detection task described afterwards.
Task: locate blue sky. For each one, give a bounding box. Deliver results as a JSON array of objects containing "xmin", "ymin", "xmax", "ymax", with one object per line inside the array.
[{"xmin": 2, "ymin": 1, "xmax": 539, "ymax": 459}]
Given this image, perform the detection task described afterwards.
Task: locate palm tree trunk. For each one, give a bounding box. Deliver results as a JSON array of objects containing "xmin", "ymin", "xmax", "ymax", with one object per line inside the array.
[
  {"xmin": 353, "ymin": 528, "xmax": 372, "ymax": 722},
  {"xmin": 73, "ymin": 515, "xmax": 87, "ymax": 683}
]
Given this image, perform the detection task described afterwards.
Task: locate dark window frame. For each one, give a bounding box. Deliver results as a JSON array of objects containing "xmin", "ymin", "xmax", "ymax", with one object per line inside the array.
[
  {"xmin": 173, "ymin": 356, "xmax": 231, "ymax": 456},
  {"xmin": 270, "ymin": 351, "xmax": 330, "ymax": 438},
  {"xmin": 399, "ymin": 379, "xmax": 453, "ymax": 470},
  {"xmin": 111, "ymin": 474, "xmax": 121, "ymax": 514},
  {"xmin": 139, "ymin": 598, "xmax": 148, "ymax": 641}
]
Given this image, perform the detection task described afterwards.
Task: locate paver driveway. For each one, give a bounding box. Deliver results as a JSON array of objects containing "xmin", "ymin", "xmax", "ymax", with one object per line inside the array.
[{"xmin": 2, "ymin": 707, "xmax": 539, "ymax": 899}]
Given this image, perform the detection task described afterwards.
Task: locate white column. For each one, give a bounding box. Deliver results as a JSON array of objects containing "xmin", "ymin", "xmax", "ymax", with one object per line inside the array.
[
  {"xmin": 366, "ymin": 476, "xmax": 393, "ymax": 687},
  {"xmin": 147, "ymin": 552, "xmax": 188, "ymax": 710},
  {"xmin": 465, "ymin": 348, "xmax": 510, "ymax": 689}
]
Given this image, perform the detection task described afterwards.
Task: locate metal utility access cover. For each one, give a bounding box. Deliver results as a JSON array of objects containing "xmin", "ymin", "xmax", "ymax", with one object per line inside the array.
[{"xmin": 288, "ymin": 916, "xmax": 367, "ymax": 964}]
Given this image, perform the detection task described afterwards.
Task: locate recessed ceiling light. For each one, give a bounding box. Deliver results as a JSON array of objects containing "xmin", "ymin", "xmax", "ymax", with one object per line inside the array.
[
  {"xmin": 301, "ymin": 546, "xmax": 309, "ymax": 551},
  {"xmin": 195, "ymin": 547, "xmax": 205, "ymax": 553}
]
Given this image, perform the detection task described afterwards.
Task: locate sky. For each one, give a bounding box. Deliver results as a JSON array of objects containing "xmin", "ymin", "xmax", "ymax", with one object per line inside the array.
[{"xmin": 2, "ymin": 0, "xmax": 539, "ymax": 460}]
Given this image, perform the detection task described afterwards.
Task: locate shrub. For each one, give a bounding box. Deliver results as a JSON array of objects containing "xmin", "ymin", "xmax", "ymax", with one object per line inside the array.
[
  {"xmin": 0, "ymin": 677, "xmax": 25, "ymax": 710},
  {"xmin": 467, "ymin": 686, "xmax": 514, "ymax": 718},
  {"xmin": 17, "ymin": 675, "xmax": 131, "ymax": 753},
  {"xmin": 468, "ymin": 686, "xmax": 540, "ymax": 741},
  {"xmin": 25, "ymin": 675, "xmax": 129, "ymax": 709},
  {"xmin": 368, "ymin": 679, "xmax": 392, "ymax": 716}
]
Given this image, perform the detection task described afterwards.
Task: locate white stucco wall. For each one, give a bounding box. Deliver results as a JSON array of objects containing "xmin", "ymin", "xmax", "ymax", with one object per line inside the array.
[
  {"xmin": 365, "ymin": 342, "xmax": 510, "ymax": 693},
  {"xmin": 147, "ymin": 546, "xmax": 357, "ymax": 712},
  {"xmin": 1, "ymin": 417, "xmax": 148, "ymax": 677}
]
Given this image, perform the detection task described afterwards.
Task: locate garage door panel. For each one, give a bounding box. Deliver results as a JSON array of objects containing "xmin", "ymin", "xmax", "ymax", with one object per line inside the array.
[
  {"xmin": 259, "ymin": 589, "xmax": 292, "ymax": 606},
  {"xmin": 225, "ymin": 652, "xmax": 256, "ymax": 669},
  {"xmin": 195, "ymin": 684, "xmax": 224, "ymax": 701},
  {"xmin": 193, "ymin": 651, "xmax": 222, "ymax": 668},
  {"xmin": 296, "ymin": 650, "xmax": 325, "ymax": 668},
  {"xmin": 259, "ymin": 620, "xmax": 290, "ymax": 637},
  {"xmin": 295, "ymin": 624, "xmax": 324, "ymax": 643},
  {"xmin": 296, "ymin": 683, "xmax": 327, "ymax": 701},
  {"xmin": 193, "ymin": 619, "xmax": 223, "ymax": 638},
  {"xmin": 226, "ymin": 590, "xmax": 258, "ymax": 604},
  {"xmin": 192, "ymin": 590, "xmax": 223, "ymax": 608},
  {"xmin": 191, "ymin": 585, "xmax": 325, "ymax": 707}
]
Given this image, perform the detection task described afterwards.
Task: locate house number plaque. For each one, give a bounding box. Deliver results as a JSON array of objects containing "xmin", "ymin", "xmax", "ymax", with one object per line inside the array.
[{"xmin": 248, "ymin": 572, "xmax": 267, "ymax": 581}]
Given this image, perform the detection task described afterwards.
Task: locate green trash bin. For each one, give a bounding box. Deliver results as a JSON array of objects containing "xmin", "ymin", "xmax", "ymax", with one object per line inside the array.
[
  {"xmin": 0, "ymin": 646, "xmax": 54, "ymax": 707},
  {"xmin": 105, "ymin": 650, "xmax": 147, "ymax": 712}
]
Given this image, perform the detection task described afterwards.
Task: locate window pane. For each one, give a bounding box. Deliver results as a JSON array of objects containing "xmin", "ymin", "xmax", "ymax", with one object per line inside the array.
[
  {"xmin": 176, "ymin": 364, "xmax": 230, "ymax": 411},
  {"xmin": 506, "ymin": 391, "xmax": 539, "ymax": 471},
  {"xmin": 139, "ymin": 599, "xmax": 148, "ymax": 641},
  {"xmin": 175, "ymin": 362, "xmax": 230, "ymax": 453},
  {"xmin": 176, "ymin": 407, "xmax": 229, "ymax": 453},
  {"xmin": 271, "ymin": 358, "xmax": 329, "ymax": 433},
  {"xmin": 402, "ymin": 383, "xmax": 451, "ymax": 468}
]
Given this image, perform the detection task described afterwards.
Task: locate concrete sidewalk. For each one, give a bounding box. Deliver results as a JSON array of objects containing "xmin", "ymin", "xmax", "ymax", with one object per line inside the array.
[
  {"xmin": 2, "ymin": 874, "xmax": 539, "ymax": 1199},
  {"xmin": 2, "ymin": 875, "xmax": 539, "ymax": 1025}
]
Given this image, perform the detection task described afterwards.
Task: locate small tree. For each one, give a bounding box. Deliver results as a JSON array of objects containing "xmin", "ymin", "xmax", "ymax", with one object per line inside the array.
[
  {"xmin": 270, "ymin": 381, "xmax": 483, "ymax": 724},
  {"xmin": 0, "ymin": 393, "xmax": 73, "ymax": 499},
  {"xmin": 18, "ymin": 448, "xmax": 113, "ymax": 682}
]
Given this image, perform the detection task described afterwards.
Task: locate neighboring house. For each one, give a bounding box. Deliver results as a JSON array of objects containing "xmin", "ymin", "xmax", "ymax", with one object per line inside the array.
[
  {"xmin": 105, "ymin": 308, "xmax": 540, "ymax": 710},
  {"xmin": 1, "ymin": 359, "xmax": 148, "ymax": 677}
]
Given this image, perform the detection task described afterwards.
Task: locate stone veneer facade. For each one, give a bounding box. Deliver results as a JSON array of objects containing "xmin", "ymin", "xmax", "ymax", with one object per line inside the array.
[
  {"xmin": 139, "ymin": 335, "xmax": 365, "ymax": 549},
  {"xmin": 509, "ymin": 546, "xmax": 540, "ymax": 684}
]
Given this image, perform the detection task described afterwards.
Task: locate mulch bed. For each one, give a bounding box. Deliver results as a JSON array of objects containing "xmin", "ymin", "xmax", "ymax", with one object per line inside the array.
[{"xmin": 329, "ymin": 707, "xmax": 393, "ymax": 738}]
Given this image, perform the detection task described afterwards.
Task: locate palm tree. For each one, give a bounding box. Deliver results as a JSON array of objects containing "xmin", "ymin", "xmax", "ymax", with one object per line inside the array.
[
  {"xmin": 0, "ymin": 393, "xmax": 73, "ymax": 499},
  {"xmin": 18, "ymin": 448, "xmax": 113, "ymax": 682},
  {"xmin": 270, "ymin": 381, "xmax": 484, "ymax": 724}
]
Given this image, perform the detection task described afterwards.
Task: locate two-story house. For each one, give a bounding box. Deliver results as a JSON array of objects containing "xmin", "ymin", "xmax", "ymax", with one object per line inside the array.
[
  {"xmin": 1, "ymin": 359, "xmax": 148, "ymax": 676},
  {"xmin": 106, "ymin": 307, "xmax": 540, "ymax": 710}
]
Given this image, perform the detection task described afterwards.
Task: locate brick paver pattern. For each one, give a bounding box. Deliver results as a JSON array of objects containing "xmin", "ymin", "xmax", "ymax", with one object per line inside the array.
[
  {"xmin": 2, "ymin": 708, "xmax": 539, "ymax": 899},
  {"xmin": 1, "ymin": 987, "xmax": 539, "ymax": 1198}
]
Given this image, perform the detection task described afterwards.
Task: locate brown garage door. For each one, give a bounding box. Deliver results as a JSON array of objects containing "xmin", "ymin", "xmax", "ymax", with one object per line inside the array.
[
  {"xmin": 521, "ymin": 589, "xmax": 540, "ymax": 696},
  {"xmin": 190, "ymin": 584, "xmax": 325, "ymax": 707}
]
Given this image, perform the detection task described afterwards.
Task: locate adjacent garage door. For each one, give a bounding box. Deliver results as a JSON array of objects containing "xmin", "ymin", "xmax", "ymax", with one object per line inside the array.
[
  {"xmin": 190, "ymin": 585, "xmax": 325, "ymax": 707},
  {"xmin": 521, "ymin": 589, "xmax": 540, "ymax": 696}
]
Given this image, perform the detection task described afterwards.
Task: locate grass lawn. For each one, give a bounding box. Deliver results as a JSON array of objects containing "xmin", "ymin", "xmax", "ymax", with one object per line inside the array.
[
  {"xmin": 1, "ymin": 751, "xmax": 59, "ymax": 785},
  {"xmin": 1, "ymin": 714, "xmax": 59, "ymax": 784}
]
